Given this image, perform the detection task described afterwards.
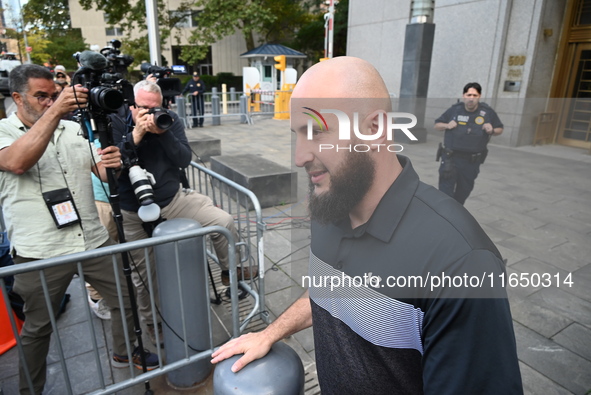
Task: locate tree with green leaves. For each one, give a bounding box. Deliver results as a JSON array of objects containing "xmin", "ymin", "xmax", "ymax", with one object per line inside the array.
[
  {"xmin": 169, "ymin": 0, "xmax": 276, "ymax": 65},
  {"xmin": 21, "ymin": 0, "xmax": 88, "ymax": 69},
  {"xmin": 282, "ymin": 0, "xmax": 348, "ymax": 67},
  {"xmin": 22, "ymin": 0, "xmax": 347, "ymax": 70}
]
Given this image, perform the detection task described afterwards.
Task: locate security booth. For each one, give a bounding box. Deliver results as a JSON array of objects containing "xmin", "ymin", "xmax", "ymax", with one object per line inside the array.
[
  {"xmin": 240, "ymin": 43, "xmax": 305, "ymax": 93},
  {"xmin": 240, "ymin": 44, "xmax": 305, "ymax": 117}
]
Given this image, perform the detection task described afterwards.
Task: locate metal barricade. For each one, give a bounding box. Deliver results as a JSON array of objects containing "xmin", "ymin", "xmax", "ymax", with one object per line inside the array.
[
  {"xmin": 182, "ymin": 89, "xmax": 294, "ymax": 126},
  {"xmin": 183, "ymin": 91, "xmax": 253, "ymax": 126},
  {"xmin": 0, "ymin": 164, "xmax": 268, "ymax": 394},
  {"xmin": 185, "ymin": 161, "xmax": 268, "ymax": 331}
]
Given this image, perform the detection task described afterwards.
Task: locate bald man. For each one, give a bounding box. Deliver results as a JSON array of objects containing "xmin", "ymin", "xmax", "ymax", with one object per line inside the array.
[{"xmin": 212, "ymin": 57, "xmax": 522, "ymax": 394}]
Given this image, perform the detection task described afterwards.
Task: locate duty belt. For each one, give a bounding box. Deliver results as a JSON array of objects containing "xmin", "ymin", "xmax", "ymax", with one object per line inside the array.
[{"xmin": 436, "ymin": 143, "xmax": 488, "ymax": 164}]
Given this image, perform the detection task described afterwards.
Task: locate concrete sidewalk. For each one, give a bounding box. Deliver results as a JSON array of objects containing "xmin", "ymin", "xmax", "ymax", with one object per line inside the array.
[{"xmin": 1, "ymin": 116, "xmax": 589, "ymax": 394}]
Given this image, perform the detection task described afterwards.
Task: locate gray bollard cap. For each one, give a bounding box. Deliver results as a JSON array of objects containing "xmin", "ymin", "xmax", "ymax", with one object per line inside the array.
[
  {"xmin": 153, "ymin": 218, "xmax": 202, "ymax": 236},
  {"xmin": 213, "ymin": 341, "xmax": 305, "ymax": 395}
]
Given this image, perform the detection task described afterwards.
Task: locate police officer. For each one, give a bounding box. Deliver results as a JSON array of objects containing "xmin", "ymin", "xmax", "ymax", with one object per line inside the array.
[
  {"xmin": 434, "ymin": 82, "xmax": 503, "ymax": 205},
  {"xmin": 182, "ymin": 71, "xmax": 206, "ymax": 127}
]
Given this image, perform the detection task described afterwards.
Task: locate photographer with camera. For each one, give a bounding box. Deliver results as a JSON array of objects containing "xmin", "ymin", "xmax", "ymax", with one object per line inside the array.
[
  {"xmin": 111, "ymin": 80, "xmax": 256, "ymax": 345},
  {"xmin": 0, "ymin": 64, "xmax": 159, "ymax": 394}
]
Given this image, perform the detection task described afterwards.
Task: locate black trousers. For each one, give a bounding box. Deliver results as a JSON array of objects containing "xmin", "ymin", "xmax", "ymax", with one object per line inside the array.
[
  {"xmin": 190, "ymin": 95, "xmax": 204, "ymax": 127},
  {"xmin": 438, "ymin": 154, "xmax": 481, "ymax": 205}
]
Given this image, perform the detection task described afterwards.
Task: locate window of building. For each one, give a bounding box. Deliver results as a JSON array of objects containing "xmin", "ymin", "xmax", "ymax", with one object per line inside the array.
[
  {"xmin": 105, "ymin": 27, "xmax": 123, "ymax": 36},
  {"xmin": 263, "ymin": 65, "xmax": 272, "ymax": 82},
  {"xmin": 170, "ymin": 10, "xmax": 201, "ymax": 28},
  {"xmin": 577, "ymin": 0, "xmax": 591, "ymax": 26}
]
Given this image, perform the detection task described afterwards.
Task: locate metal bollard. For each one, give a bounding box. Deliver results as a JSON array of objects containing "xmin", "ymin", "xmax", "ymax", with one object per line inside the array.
[
  {"xmin": 213, "ymin": 342, "xmax": 305, "ymax": 395},
  {"xmin": 239, "ymin": 94, "xmax": 249, "ymax": 124},
  {"xmin": 230, "ymin": 87, "xmax": 236, "ymax": 102},
  {"xmin": 153, "ymin": 218, "xmax": 212, "ymax": 388},
  {"xmin": 175, "ymin": 95, "xmax": 187, "ymax": 127},
  {"xmin": 212, "ymin": 87, "xmax": 221, "ymax": 126}
]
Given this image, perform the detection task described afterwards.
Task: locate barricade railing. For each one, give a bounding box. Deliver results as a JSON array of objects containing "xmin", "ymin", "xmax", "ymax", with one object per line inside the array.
[
  {"xmin": 247, "ymin": 89, "xmax": 276, "ymax": 116},
  {"xmin": 179, "ymin": 90, "xmax": 253, "ymax": 126},
  {"xmin": 185, "ymin": 161, "xmax": 268, "ymax": 330},
  {"xmin": 176, "ymin": 88, "xmax": 293, "ymax": 126},
  {"xmin": 0, "ymin": 164, "xmax": 269, "ymax": 393},
  {"xmin": 0, "ymin": 226, "xmax": 235, "ymax": 394}
]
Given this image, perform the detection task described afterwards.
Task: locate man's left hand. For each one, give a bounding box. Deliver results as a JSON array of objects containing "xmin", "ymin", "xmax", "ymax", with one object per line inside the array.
[
  {"xmin": 136, "ymin": 109, "xmax": 167, "ymax": 135},
  {"xmin": 482, "ymin": 123, "xmax": 494, "ymax": 135},
  {"xmin": 98, "ymin": 146, "xmax": 122, "ymax": 169}
]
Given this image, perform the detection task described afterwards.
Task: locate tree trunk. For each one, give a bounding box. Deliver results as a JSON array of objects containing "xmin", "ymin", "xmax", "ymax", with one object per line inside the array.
[{"xmin": 244, "ymin": 29, "xmax": 255, "ymax": 51}]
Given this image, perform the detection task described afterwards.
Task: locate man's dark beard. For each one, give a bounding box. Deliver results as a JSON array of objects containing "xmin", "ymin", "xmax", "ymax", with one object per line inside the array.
[{"xmin": 308, "ymin": 152, "xmax": 375, "ymax": 224}]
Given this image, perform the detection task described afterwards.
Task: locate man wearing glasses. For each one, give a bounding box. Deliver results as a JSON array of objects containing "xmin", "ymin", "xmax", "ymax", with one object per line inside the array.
[
  {"xmin": 0, "ymin": 64, "xmax": 159, "ymax": 394},
  {"xmin": 111, "ymin": 80, "xmax": 255, "ymax": 346}
]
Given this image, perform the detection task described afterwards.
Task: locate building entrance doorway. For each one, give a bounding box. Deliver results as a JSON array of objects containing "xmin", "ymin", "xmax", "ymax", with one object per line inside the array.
[{"xmin": 551, "ymin": 0, "xmax": 591, "ymax": 149}]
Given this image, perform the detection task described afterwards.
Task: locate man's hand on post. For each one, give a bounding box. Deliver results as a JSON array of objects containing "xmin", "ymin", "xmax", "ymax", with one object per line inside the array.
[
  {"xmin": 97, "ymin": 146, "xmax": 122, "ymax": 169},
  {"xmin": 211, "ymin": 332, "xmax": 274, "ymax": 373}
]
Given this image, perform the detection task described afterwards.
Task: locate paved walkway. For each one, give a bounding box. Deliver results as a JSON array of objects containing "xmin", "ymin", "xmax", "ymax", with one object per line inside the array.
[{"xmin": 1, "ymin": 115, "xmax": 590, "ymax": 394}]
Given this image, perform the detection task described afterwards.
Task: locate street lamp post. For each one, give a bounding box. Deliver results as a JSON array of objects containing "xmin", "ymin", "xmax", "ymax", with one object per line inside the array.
[
  {"xmin": 16, "ymin": 0, "xmax": 32, "ymax": 64},
  {"xmin": 323, "ymin": 0, "xmax": 337, "ymax": 59},
  {"xmin": 145, "ymin": 0, "xmax": 162, "ymax": 65}
]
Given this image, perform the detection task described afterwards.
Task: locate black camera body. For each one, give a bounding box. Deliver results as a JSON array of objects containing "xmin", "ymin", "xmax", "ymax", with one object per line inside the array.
[
  {"xmin": 147, "ymin": 107, "xmax": 174, "ymax": 130},
  {"xmin": 140, "ymin": 62, "xmax": 183, "ymax": 103},
  {"xmin": 72, "ymin": 46, "xmax": 135, "ymax": 115},
  {"xmin": 71, "ymin": 49, "xmax": 135, "ymax": 142},
  {"xmin": 101, "ymin": 40, "xmax": 134, "ymax": 75},
  {"xmin": 140, "ymin": 62, "xmax": 173, "ymax": 79}
]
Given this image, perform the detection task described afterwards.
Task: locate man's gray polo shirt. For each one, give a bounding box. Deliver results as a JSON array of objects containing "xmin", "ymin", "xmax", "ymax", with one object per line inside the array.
[{"xmin": 308, "ymin": 156, "xmax": 522, "ymax": 394}]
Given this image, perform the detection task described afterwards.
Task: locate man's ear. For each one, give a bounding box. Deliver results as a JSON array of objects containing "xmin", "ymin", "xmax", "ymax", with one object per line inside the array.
[
  {"xmin": 12, "ymin": 92, "xmax": 23, "ymax": 107},
  {"xmin": 365, "ymin": 110, "xmax": 388, "ymax": 145}
]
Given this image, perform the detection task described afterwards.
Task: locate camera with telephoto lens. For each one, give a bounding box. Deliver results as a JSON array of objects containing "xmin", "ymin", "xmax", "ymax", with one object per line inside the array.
[
  {"xmin": 147, "ymin": 107, "xmax": 174, "ymax": 130},
  {"xmin": 128, "ymin": 165, "xmax": 161, "ymax": 222},
  {"xmin": 128, "ymin": 165, "xmax": 156, "ymax": 206}
]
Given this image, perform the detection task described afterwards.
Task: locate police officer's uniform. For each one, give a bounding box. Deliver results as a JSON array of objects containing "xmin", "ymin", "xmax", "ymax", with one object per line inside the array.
[
  {"xmin": 435, "ymin": 101, "xmax": 503, "ymax": 204},
  {"xmin": 182, "ymin": 72, "xmax": 206, "ymax": 127}
]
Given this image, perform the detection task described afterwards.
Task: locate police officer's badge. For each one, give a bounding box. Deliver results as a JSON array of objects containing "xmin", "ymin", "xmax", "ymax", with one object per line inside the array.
[{"xmin": 475, "ymin": 116, "xmax": 485, "ymax": 125}]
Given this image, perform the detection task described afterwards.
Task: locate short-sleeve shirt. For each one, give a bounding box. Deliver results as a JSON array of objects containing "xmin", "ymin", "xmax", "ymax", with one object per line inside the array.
[
  {"xmin": 435, "ymin": 102, "xmax": 503, "ymax": 153},
  {"xmin": 0, "ymin": 114, "xmax": 108, "ymax": 258}
]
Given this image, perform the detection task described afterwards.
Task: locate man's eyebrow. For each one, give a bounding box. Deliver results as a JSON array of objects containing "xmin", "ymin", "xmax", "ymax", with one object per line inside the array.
[
  {"xmin": 32, "ymin": 90, "xmax": 54, "ymax": 96},
  {"xmin": 292, "ymin": 125, "xmax": 312, "ymax": 134}
]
